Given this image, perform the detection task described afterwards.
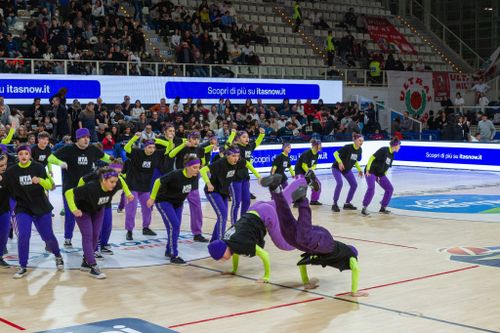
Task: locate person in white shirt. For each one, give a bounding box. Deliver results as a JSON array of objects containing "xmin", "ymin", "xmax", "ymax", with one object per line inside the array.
[
  {"xmin": 131, "ymin": 100, "xmax": 145, "ymax": 119},
  {"xmin": 470, "ymin": 78, "xmax": 490, "ymax": 103},
  {"xmin": 478, "ymin": 93, "xmax": 489, "ymax": 112},
  {"xmin": 453, "ymin": 92, "xmax": 465, "ymax": 114}
]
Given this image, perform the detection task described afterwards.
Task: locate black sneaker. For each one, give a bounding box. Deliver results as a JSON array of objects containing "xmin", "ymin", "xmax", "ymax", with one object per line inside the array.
[
  {"xmin": 379, "ymin": 207, "xmax": 391, "ymax": 214},
  {"xmin": 117, "ymin": 208, "xmax": 123, "ymax": 213},
  {"xmin": 94, "ymin": 252, "xmax": 104, "ymax": 260},
  {"xmin": 63, "ymin": 239, "xmax": 72, "ymax": 248},
  {"xmin": 0, "ymin": 258, "xmax": 10, "ymax": 268},
  {"xmin": 170, "ymin": 256, "xmax": 187, "ymax": 265},
  {"xmin": 89, "ymin": 265, "xmax": 106, "ymax": 279},
  {"xmin": 59, "ymin": 208, "xmax": 65, "ymax": 216},
  {"xmin": 292, "ymin": 186, "xmax": 308, "ymax": 203},
  {"xmin": 143, "ymin": 228, "xmax": 157, "ymax": 236},
  {"xmin": 193, "ymin": 234, "xmax": 209, "ymax": 243},
  {"xmin": 250, "ymin": 193, "xmax": 256, "ymax": 199},
  {"xmin": 101, "ymin": 246, "xmax": 114, "ymax": 255},
  {"xmin": 126, "ymin": 231, "xmax": 133, "ymax": 240},
  {"xmin": 13, "ymin": 267, "xmax": 27, "ymax": 279},
  {"xmin": 343, "ymin": 203, "xmax": 357, "ymax": 210},
  {"xmin": 331, "ymin": 204, "xmax": 340, "ymax": 212},
  {"xmin": 260, "ymin": 174, "xmax": 283, "ymax": 191},
  {"xmin": 55, "ymin": 256, "xmax": 64, "ymax": 271},
  {"xmin": 165, "ymin": 250, "xmax": 172, "ymax": 258},
  {"xmin": 305, "ymin": 170, "xmax": 320, "ymax": 192},
  {"xmin": 80, "ymin": 259, "xmax": 91, "ymax": 272},
  {"xmin": 310, "ymin": 200, "xmax": 323, "ymax": 206},
  {"xmin": 361, "ymin": 207, "xmax": 370, "ymax": 216},
  {"xmin": 296, "ymin": 253, "xmax": 312, "ymax": 266}
]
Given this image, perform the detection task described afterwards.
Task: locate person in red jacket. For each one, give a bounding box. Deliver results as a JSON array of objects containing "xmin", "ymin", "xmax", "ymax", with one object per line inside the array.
[
  {"xmin": 102, "ymin": 132, "xmax": 115, "ymax": 151},
  {"xmin": 304, "ymin": 98, "xmax": 316, "ymax": 117}
]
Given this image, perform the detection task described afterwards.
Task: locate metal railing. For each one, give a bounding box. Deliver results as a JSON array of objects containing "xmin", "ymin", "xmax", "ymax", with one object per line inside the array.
[{"xmin": 409, "ymin": 0, "xmax": 483, "ymax": 68}]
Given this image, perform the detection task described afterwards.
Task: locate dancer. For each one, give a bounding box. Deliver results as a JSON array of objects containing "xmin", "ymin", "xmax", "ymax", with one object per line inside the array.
[
  {"xmin": 0, "ymin": 153, "xmax": 10, "ymax": 267},
  {"xmin": 200, "ymin": 145, "xmax": 261, "ymax": 241},
  {"xmin": 48, "ymin": 128, "xmax": 113, "ymax": 247},
  {"xmin": 266, "ymin": 174, "xmax": 368, "ymax": 297},
  {"xmin": 361, "ymin": 137, "xmax": 401, "ymax": 216},
  {"xmin": 78, "ymin": 160, "xmax": 133, "ymax": 255},
  {"xmin": 31, "ymin": 131, "xmax": 55, "ymax": 187},
  {"xmin": 271, "ymin": 142, "xmax": 295, "ymax": 188},
  {"xmin": 208, "ymin": 176, "xmax": 321, "ymax": 288},
  {"xmin": 65, "ymin": 167, "xmax": 126, "ymax": 279},
  {"xmin": 146, "ymin": 155, "xmax": 202, "ymax": 264},
  {"xmin": 3, "ymin": 145, "xmax": 64, "ymax": 279},
  {"xmin": 168, "ymin": 131, "xmax": 213, "ymax": 243},
  {"xmin": 331, "ymin": 134, "xmax": 364, "ymax": 212},
  {"xmin": 226, "ymin": 128, "xmax": 265, "ymax": 225},
  {"xmin": 154, "ymin": 123, "xmax": 183, "ymax": 176},
  {"xmin": 123, "ymin": 132, "xmax": 163, "ymax": 240},
  {"xmin": 294, "ymin": 139, "xmax": 322, "ymax": 205}
]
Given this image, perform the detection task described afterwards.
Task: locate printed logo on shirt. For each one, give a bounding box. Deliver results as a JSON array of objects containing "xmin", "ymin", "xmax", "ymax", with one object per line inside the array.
[
  {"xmin": 226, "ymin": 170, "xmax": 235, "ymax": 178},
  {"xmin": 142, "ymin": 161, "xmax": 152, "ymax": 169},
  {"xmin": 19, "ymin": 175, "xmax": 33, "ymax": 186},
  {"xmin": 385, "ymin": 157, "xmax": 392, "ymax": 165},
  {"xmin": 351, "ymin": 154, "xmax": 358, "ymax": 161},
  {"xmin": 245, "ymin": 150, "xmax": 252, "ymax": 159},
  {"xmin": 282, "ymin": 162, "xmax": 288, "ymax": 168},
  {"xmin": 78, "ymin": 156, "xmax": 88, "ymax": 165},
  {"xmin": 182, "ymin": 184, "xmax": 192, "ymax": 194},
  {"xmin": 97, "ymin": 197, "xmax": 110, "ymax": 205},
  {"xmin": 38, "ymin": 155, "xmax": 47, "ymax": 162},
  {"xmin": 223, "ymin": 226, "xmax": 236, "ymax": 240}
]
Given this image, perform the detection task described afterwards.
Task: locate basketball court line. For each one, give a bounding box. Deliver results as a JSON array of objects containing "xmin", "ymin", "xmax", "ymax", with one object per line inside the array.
[
  {"xmin": 334, "ymin": 236, "xmax": 419, "ymax": 249},
  {"xmin": 168, "ymin": 297, "xmax": 325, "ymax": 329},
  {"xmin": 0, "ymin": 317, "xmax": 26, "ymax": 331},
  {"xmin": 187, "ymin": 263, "xmax": 499, "ymax": 333}
]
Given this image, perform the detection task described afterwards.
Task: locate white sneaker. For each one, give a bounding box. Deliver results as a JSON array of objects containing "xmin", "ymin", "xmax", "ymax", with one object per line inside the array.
[
  {"xmin": 89, "ymin": 265, "xmax": 106, "ymax": 279},
  {"xmin": 13, "ymin": 267, "xmax": 27, "ymax": 279}
]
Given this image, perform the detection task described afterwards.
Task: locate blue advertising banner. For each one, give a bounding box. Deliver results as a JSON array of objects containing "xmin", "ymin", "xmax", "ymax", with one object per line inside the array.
[
  {"xmin": 0, "ymin": 79, "xmax": 101, "ymax": 99},
  {"xmin": 36, "ymin": 318, "xmax": 178, "ymax": 333},
  {"xmin": 396, "ymin": 145, "xmax": 500, "ymax": 166},
  {"xmin": 166, "ymin": 81, "xmax": 320, "ymax": 100}
]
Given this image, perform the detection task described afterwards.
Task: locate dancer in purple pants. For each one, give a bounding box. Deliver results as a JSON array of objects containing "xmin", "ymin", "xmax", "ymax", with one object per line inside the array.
[
  {"xmin": 294, "ymin": 139, "xmax": 322, "ymax": 205},
  {"xmin": 331, "ymin": 134, "xmax": 364, "ymax": 212},
  {"xmin": 66, "ymin": 167, "xmax": 128, "ymax": 279},
  {"xmin": 271, "ymin": 143, "xmax": 295, "ymax": 188},
  {"xmin": 361, "ymin": 137, "xmax": 401, "ymax": 216},
  {"xmin": 3, "ymin": 145, "xmax": 64, "ymax": 279}
]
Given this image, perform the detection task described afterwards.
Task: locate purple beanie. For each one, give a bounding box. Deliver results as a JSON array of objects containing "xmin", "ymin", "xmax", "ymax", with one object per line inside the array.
[
  {"xmin": 17, "ymin": 145, "xmax": 32, "ymax": 154},
  {"xmin": 208, "ymin": 240, "xmax": 228, "ymax": 260},
  {"xmin": 348, "ymin": 245, "xmax": 358, "ymax": 257},
  {"xmin": 76, "ymin": 128, "xmax": 91, "ymax": 139},
  {"xmin": 143, "ymin": 139, "xmax": 156, "ymax": 147}
]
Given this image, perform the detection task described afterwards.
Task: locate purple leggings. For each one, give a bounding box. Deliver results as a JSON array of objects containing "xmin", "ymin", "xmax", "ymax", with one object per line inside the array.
[
  {"xmin": 362, "ymin": 174, "xmax": 394, "ymax": 208},
  {"xmin": 272, "ymin": 191, "xmax": 334, "ymax": 254},
  {"xmin": 332, "ymin": 168, "xmax": 357, "ymax": 205},
  {"xmin": 156, "ymin": 201, "xmax": 183, "ymax": 257},
  {"xmin": 187, "ymin": 189, "xmax": 203, "ymax": 235},
  {"xmin": 63, "ymin": 195, "xmax": 76, "ymax": 239},
  {"xmin": 16, "ymin": 212, "xmax": 61, "ymax": 268},
  {"xmin": 125, "ymin": 191, "xmax": 152, "ymax": 231},
  {"xmin": 205, "ymin": 191, "xmax": 228, "ymax": 242},
  {"xmin": 230, "ymin": 179, "xmax": 251, "ymax": 225},
  {"xmin": 75, "ymin": 209, "xmax": 105, "ymax": 266}
]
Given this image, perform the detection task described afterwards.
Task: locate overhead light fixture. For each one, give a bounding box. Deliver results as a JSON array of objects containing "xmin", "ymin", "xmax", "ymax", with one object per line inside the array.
[{"xmin": 483, "ymin": 7, "xmax": 493, "ymax": 11}]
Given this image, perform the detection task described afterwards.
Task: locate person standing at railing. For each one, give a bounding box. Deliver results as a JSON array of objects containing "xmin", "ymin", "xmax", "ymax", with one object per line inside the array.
[
  {"xmin": 325, "ymin": 30, "xmax": 335, "ymax": 67},
  {"xmin": 478, "ymin": 113, "xmax": 496, "ymax": 142},
  {"xmin": 400, "ymin": 111, "xmax": 414, "ymax": 132},
  {"xmin": 470, "ymin": 78, "xmax": 490, "ymax": 104},
  {"xmin": 292, "ymin": 1, "xmax": 302, "ymax": 33},
  {"xmin": 454, "ymin": 92, "xmax": 465, "ymax": 115}
]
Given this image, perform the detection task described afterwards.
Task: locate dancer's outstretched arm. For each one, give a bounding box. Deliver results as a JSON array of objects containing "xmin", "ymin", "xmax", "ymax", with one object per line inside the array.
[
  {"xmin": 349, "ymin": 257, "xmax": 368, "ymax": 297},
  {"xmin": 255, "ymin": 245, "xmax": 270, "ymax": 283}
]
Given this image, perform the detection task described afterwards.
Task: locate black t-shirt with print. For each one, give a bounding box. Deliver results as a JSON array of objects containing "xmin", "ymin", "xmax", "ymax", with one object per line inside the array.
[
  {"xmin": 173, "ymin": 146, "xmax": 205, "ymax": 170},
  {"xmin": 4, "ymin": 162, "xmax": 53, "ymax": 216},
  {"xmin": 272, "ymin": 153, "xmax": 292, "ymax": 182},
  {"xmin": 81, "ymin": 171, "xmax": 124, "ymax": 208},
  {"xmin": 126, "ymin": 148, "xmax": 163, "ymax": 192},
  {"xmin": 366, "ymin": 147, "xmax": 394, "ymax": 177},
  {"xmin": 31, "ymin": 145, "xmax": 52, "ymax": 167},
  {"xmin": 204, "ymin": 157, "xmax": 246, "ymax": 197},
  {"xmin": 234, "ymin": 142, "xmax": 257, "ymax": 181},
  {"xmin": 155, "ymin": 169, "xmax": 198, "ymax": 207},
  {"xmin": 53, "ymin": 144, "xmax": 105, "ymax": 191},
  {"xmin": 332, "ymin": 144, "xmax": 362, "ymax": 173},
  {"xmin": 309, "ymin": 240, "xmax": 357, "ymax": 272},
  {"xmin": 294, "ymin": 149, "xmax": 318, "ymax": 175},
  {"xmin": 73, "ymin": 180, "xmax": 121, "ymax": 215},
  {"xmin": 223, "ymin": 212, "xmax": 266, "ymax": 257}
]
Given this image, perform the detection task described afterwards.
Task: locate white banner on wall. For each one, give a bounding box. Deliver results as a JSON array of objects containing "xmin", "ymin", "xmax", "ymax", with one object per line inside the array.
[
  {"xmin": 0, "ymin": 74, "xmax": 343, "ymax": 105},
  {"xmin": 387, "ymin": 71, "xmax": 434, "ymax": 119}
]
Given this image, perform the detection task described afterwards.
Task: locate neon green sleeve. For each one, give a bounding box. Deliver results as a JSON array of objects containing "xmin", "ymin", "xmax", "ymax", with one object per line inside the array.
[
  {"xmin": 366, "ymin": 156, "xmax": 376, "ymax": 172},
  {"xmin": 255, "ymin": 132, "xmax": 265, "ymax": 147},
  {"xmin": 100, "ymin": 153, "xmax": 113, "ymax": 164},
  {"xmin": 47, "ymin": 154, "xmax": 64, "ymax": 166},
  {"xmin": 124, "ymin": 135, "xmax": 139, "ymax": 153},
  {"xmin": 46, "ymin": 169, "xmax": 54, "ymax": 185},
  {"xmin": 226, "ymin": 131, "xmax": 236, "ymax": 145},
  {"xmin": 299, "ymin": 264, "xmax": 309, "ymax": 284},
  {"xmin": 38, "ymin": 177, "xmax": 53, "ymax": 191},
  {"xmin": 311, "ymin": 164, "xmax": 317, "ymax": 170},
  {"xmin": 1, "ymin": 127, "xmax": 15, "ymax": 144},
  {"xmin": 245, "ymin": 161, "xmax": 260, "ymax": 178},
  {"xmin": 350, "ymin": 257, "xmax": 360, "ymax": 293},
  {"xmin": 154, "ymin": 138, "xmax": 170, "ymax": 147},
  {"xmin": 119, "ymin": 175, "xmax": 132, "ymax": 197},
  {"xmin": 64, "ymin": 189, "xmax": 79, "ymax": 213},
  {"xmin": 77, "ymin": 177, "xmax": 85, "ymax": 187},
  {"xmin": 204, "ymin": 145, "xmax": 213, "ymax": 153},
  {"xmin": 255, "ymin": 245, "xmax": 270, "ymax": 282},
  {"xmin": 231, "ymin": 253, "xmax": 239, "ymax": 274},
  {"xmin": 168, "ymin": 142, "xmax": 186, "ymax": 158},
  {"xmin": 149, "ymin": 178, "xmax": 161, "ymax": 201},
  {"xmin": 200, "ymin": 166, "xmax": 211, "ymax": 185},
  {"xmin": 301, "ymin": 162, "xmax": 310, "ymax": 172},
  {"xmin": 289, "ymin": 166, "xmax": 295, "ymax": 177},
  {"xmin": 355, "ymin": 161, "xmax": 362, "ymax": 172},
  {"xmin": 333, "ymin": 151, "xmax": 342, "ymax": 164}
]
